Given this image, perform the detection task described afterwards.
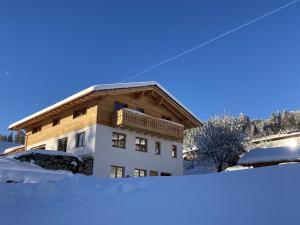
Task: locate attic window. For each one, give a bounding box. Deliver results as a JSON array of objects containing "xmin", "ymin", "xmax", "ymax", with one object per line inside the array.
[
  {"xmin": 162, "ymin": 115, "xmax": 172, "ymax": 121},
  {"xmin": 136, "ymin": 107, "xmax": 145, "ymax": 113},
  {"xmin": 73, "ymin": 108, "xmax": 87, "ymax": 118},
  {"xmin": 114, "ymin": 102, "xmax": 128, "ymax": 111},
  {"xmin": 32, "ymin": 126, "xmax": 41, "ymax": 134},
  {"xmin": 52, "ymin": 118, "xmax": 60, "ymax": 126}
]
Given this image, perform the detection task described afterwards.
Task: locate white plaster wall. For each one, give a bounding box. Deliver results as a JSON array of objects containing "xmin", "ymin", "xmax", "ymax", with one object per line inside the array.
[
  {"xmin": 26, "ymin": 125, "xmax": 97, "ymax": 156},
  {"xmin": 93, "ymin": 124, "xmax": 183, "ymax": 178}
]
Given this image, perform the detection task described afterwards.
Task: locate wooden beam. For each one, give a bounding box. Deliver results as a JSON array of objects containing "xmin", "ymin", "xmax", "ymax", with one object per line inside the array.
[{"xmin": 133, "ymin": 91, "xmax": 144, "ymax": 100}]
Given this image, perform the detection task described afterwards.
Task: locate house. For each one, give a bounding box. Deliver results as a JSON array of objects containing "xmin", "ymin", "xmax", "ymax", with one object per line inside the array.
[
  {"xmin": 238, "ymin": 146, "xmax": 300, "ymax": 168},
  {"xmin": 252, "ymin": 131, "xmax": 300, "ymax": 148},
  {"xmin": 8, "ymin": 81, "xmax": 201, "ymax": 178}
]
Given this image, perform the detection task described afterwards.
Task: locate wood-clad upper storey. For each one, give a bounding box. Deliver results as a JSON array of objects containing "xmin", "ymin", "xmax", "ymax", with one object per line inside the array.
[{"xmin": 8, "ymin": 82, "xmax": 202, "ymax": 146}]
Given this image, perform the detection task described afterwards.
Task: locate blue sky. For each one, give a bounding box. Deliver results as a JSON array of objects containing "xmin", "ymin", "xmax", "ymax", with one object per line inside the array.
[{"xmin": 0, "ymin": 0, "xmax": 300, "ymax": 134}]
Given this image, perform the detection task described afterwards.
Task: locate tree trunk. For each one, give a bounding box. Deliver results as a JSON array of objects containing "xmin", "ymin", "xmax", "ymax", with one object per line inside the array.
[{"xmin": 217, "ymin": 164, "xmax": 223, "ymax": 172}]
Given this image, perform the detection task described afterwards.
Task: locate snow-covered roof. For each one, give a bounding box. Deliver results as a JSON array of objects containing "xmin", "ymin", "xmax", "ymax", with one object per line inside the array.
[
  {"xmin": 238, "ymin": 146, "xmax": 300, "ymax": 165},
  {"xmin": 0, "ymin": 141, "xmax": 22, "ymax": 154},
  {"xmin": 11, "ymin": 149, "xmax": 83, "ymax": 160},
  {"xmin": 8, "ymin": 81, "xmax": 201, "ymax": 129},
  {"xmin": 252, "ymin": 131, "xmax": 300, "ymax": 143}
]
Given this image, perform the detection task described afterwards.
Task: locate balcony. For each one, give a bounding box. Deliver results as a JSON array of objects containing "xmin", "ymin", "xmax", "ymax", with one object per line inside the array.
[{"xmin": 112, "ymin": 109, "xmax": 184, "ymax": 141}]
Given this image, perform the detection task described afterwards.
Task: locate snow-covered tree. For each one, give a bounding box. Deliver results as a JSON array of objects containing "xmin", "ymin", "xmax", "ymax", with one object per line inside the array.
[{"xmin": 185, "ymin": 114, "xmax": 250, "ymax": 172}]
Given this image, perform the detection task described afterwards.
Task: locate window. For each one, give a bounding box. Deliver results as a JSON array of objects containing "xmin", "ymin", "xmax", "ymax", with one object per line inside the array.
[
  {"xmin": 112, "ymin": 132, "xmax": 126, "ymax": 148},
  {"xmin": 32, "ymin": 126, "xmax": 41, "ymax": 134},
  {"xmin": 73, "ymin": 108, "xmax": 87, "ymax": 118},
  {"xmin": 150, "ymin": 171, "xmax": 158, "ymax": 176},
  {"xmin": 57, "ymin": 137, "xmax": 68, "ymax": 152},
  {"xmin": 111, "ymin": 166, "xmax": 125, "ymax": 178},
  {"xmin": 135, "ymin": 137, "xmax": 147, "ymax": 152},
  {"xmin": 31, "ymin": 144, "xmax": 46, "ymax": 150},
  {"xmin": 172, "ymin": 145, "xmax": 177, "ymax": 158},
  {"xmin": 136, "ymin": 107, "xmax": 144, "ymax": 113},
  {"xmin": 76, "ymin": 132, "xmax": 86, "ymax": 148},
  {"xmin": 52, "ymin": 118, "xmax": 60, "ymax": 126},
  {"xmin": 155, "ymin": 142, "xmax": 161, "ymax": 155},
  {"xmin": 134, "ymin": 169, "xmax": 147, "ymax": 177},
  {"xmin": 161, "ymin": 172, "xmax": 171, "ymax": 176},
  {"xmin": 114, "ymin": 101, "xmax": 128, "ymax": 111},
  {"xmin": 162, "ymin": 115, "xmax": 172, "ymax": 121}
]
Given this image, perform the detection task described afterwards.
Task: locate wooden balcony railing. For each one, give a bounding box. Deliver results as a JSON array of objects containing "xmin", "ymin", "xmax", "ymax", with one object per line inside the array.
[{"xmin": 112, "ymin": 109, "xmax": 184, "ymax": 141}]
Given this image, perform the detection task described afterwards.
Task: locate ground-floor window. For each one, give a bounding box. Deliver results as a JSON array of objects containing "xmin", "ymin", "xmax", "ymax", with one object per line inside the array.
[
  {"xmin": 150, "ymin": 171, "xmax": 158, "ymax": 176},
  {"xmin": 161, "ymin": 172, "xmax": 171, "ymax": 176},
  {"xmin": 110, "ymin": 166, "xmax": 125, "ymax": 178},
  {"xmin": 57, "ymin": 137, "xmax": 68, "ymax": 152},
  {"xmin": 133, "ymin": 169, "xmax": 147, "ymax": 177},
  {"xmin": 31, "ymin": 144, "xmax": 46, "ymax": 150}
]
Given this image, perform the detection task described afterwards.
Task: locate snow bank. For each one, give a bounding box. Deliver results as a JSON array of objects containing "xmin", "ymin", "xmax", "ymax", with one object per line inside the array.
[
  {"xmin": 0, "ymin": 157, "xmax": 71, "ymax": 183},
  {"xmin": 1, "ymin": 162, "xmax": 300, "ymax": 225},
  {"xmin": 238, "ymin": 146, "xmax": 300, "ymax": 165}
]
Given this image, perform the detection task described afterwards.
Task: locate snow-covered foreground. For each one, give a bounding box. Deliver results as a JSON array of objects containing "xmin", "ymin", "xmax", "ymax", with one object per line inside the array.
[{"xmin": 1, "ymin": 159, "xmax": 300, "ymax": 225}]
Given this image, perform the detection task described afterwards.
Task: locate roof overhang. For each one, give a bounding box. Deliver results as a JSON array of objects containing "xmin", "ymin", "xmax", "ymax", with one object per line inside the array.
[{"xmin": 8, "ymin": 81, "xmax": 202, "ymax": 130}]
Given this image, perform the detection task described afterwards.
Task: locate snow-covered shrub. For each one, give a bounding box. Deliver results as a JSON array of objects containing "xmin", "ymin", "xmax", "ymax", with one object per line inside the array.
[{"xmin": 184, "ymin": 114, "xmax": 250, "ymax": 172}]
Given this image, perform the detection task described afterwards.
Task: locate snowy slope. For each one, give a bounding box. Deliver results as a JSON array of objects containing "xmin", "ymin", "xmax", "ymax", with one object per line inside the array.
[{"xmin": 1, "ymin": 161, "xmax": 300, "ymax": 225}]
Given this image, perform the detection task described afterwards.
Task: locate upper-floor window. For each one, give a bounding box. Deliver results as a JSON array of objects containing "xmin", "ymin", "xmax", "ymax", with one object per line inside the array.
[
  {"xmin": 135, "ymin": 137, "xmax": 147, "ymax": 152},
  {"xmin": 136, "ymin": 107, "xmax": 145, "ymax": 113},
  {"xmin": 52, "ymin": 118, "xmax": 60, "ymax": 126},
  {"xmin": 75, "ymin": 132, "xmax": 86, "ymax": 148},
  {"xmin": 111, "ymin": 166, "xmax": 125, "ymax": 178},
  {"xmin": 73, "ymin": 108, "xmax": 87, "ymax": 118},
  {"xmin": 57, "ymin": 137, "xmax": 68, "ymax": 152},
  {"xmin": 155, "ymin": 142, "xmax": 161, "ymax": 155},
  {"xmin": 112, "ymin": 132, "xmax": 126, "ymax": 148},
  {"xmin": 31, "ymin": 144, "xmax": 46, "ymax": 150},
  {"xmin": 32, "ymin": 126, "xmax": 42, "ymax": 134},
  {"xmin": 171, "ymin": 145, "xmax": 177, "ymax": 158},
  {"xmin": 114, "ymin": 101, "xmax": 128, "ymax": 111},
  {"xmin": 162, "ymin": 115, "xmax": 172, "ymax": 121},
  {"xmin": 134, "ymin": 169, "xmax": 147, "ymax": 177}
]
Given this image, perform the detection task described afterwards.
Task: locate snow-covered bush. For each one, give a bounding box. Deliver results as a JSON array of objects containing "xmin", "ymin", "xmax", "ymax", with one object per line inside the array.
[{"xmin": 184, "ymin": 114, "xmax": 250, "ymax": 172}]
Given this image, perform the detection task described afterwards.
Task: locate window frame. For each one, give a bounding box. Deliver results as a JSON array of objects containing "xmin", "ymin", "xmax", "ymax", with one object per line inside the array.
[
  {"xmin": 31, "ymin": 144, "xmax": 46, "ymax": 150},
  {"xmin": 112, "ymin": 132, "xmax": 126, "ymax": 148},
  {"xmin": 135, "ymin": 137, "xmax": 148, "ymax": 152},
  {"xmin": 171, "ymin": 145, "xmax": 177, "ymax": 158},
  {"xmin": 155, "ymin": 141, "xmax": 161, "ymax": 155},
  {"xmin": 134, "ymin": 169, "xmax": 147, "ymax": 177},
  {"xmin": 52, "ymin": 118, "xmax": 60, "ymax": 126},
  {"xmin": 110, "ymin": 165, "xmax": 125, "ymax": 178},
  {"xmin": 75, "ymin": 132, "xmax": 86, "ymax": 148},
  {"xmin": 32, "ymin": 126, "xmax": 42, "ymax": 134},
  {"xmin": 161, "ymin": 172, "xmax": 172, "ymax": 176},
  {"xmin": 57, "ymin": 137, "xmax": 68, "ymax": 152},
  {"xmin": 114, "ymin": 101, "xmax": 128, "ymax": 111},
  {"xmin": 150, "ymin": 171, "xmax": 158, "ymax": 176},
  {"xmin": 136, "ymin": 107, "xmax": 145, "ymax": 113},
  {"xmin": 73, "ymin": 108, "xmax": 87, "ymax": 119}
]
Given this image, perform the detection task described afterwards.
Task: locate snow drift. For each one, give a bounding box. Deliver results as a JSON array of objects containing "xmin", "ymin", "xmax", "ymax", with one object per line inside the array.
[{"xmin": 0, "ymin": 159, "xmax": 299, "ymax": 225}]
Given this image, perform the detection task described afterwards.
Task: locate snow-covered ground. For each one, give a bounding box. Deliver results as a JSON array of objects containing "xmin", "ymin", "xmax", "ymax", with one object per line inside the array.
[{"xmin": 0, "ymin": 157, "xmax": 299, "ymax": 225}]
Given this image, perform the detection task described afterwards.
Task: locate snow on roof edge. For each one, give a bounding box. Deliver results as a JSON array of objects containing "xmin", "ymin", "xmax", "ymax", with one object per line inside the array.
[{"xmin": 8, "ymin": 81, "xmax": 201, "ymax": 129}]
